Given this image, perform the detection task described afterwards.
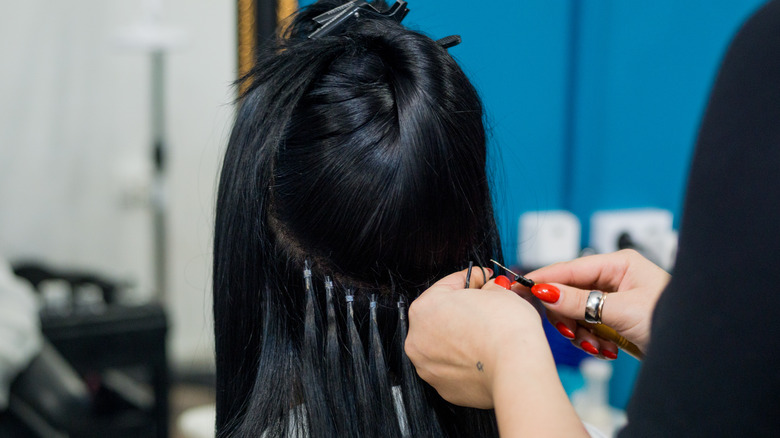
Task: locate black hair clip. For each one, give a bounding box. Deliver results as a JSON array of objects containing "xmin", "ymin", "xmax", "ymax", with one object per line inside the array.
[
  {"xmin": 308, "ymin": 0, "xmax": 410, "ymax": 39},
  {"xmin": 436, "ymin": 35, "xmax": 462, "ymax": 49}
]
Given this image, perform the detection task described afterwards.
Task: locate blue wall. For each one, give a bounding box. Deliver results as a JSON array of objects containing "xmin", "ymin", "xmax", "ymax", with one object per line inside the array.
[
  {"xmin": 566, "ymin": 1, "xmax": 766, "ymax": 246},
  {"xmin": 405, "ymin": 0, "xmax": 766, "ymax": 261},
  {"xmin": 300, "ymin": 0, "xmax": 767, "ymax": 262}
]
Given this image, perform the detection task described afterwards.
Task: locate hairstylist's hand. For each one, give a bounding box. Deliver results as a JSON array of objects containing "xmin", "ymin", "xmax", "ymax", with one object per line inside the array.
[
  {"xmin": 406, "ymin": 269, "xmax": 589, "ymax": 437},
  {"xmin": 526, "ymin": 249, "xmax": 671, "ymax": 355},
  {"xmin": 405, "ymin": 268, "xmax": 544, "ymax": 409}
]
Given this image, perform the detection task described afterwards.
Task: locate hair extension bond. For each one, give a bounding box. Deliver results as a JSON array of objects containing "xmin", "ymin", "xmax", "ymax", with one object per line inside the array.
[{"xmin": 213, "ymin": 1, "xmax": 504, "ymax": 436}]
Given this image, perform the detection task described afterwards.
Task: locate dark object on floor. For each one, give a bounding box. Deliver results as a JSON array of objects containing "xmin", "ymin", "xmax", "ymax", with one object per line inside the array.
[{"xmin": 1, "ymin": 262, "xmax": 169, "ymax": 438}]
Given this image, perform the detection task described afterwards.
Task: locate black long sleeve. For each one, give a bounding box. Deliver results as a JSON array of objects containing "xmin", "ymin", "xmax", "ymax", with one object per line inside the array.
[{"xmin": 620, "ymin": 1, "xmax": 780, "ymax": 436}]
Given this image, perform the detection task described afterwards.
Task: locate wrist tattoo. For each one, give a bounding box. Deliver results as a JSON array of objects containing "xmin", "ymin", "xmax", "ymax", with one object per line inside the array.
[{"xmin": 476, "ymin": 361, "xmax": 484, "ymax": 372}]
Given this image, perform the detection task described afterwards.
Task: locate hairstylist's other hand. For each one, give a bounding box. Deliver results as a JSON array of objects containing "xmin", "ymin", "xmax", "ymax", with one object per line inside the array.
[
  {"xmin": 405, "ymin": 268, "xmax": 546, "ymax": 409},
  {"xmin": 527, "ymin": 249, "xmax": 670, "ymax": 354}
]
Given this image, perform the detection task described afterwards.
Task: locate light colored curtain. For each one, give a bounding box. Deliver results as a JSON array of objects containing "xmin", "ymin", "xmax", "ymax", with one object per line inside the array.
[
  {"xmin": 0, "ymin": 0, "xmax": 152, "ymax": 291},
  {"xmin": 0, "ymin": 0, "xmax": 236, "ymax": 368}
]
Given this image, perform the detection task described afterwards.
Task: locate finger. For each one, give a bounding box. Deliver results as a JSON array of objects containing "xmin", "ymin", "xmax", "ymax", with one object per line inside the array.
[
  {"xmin": 428, "ymin": 267, "xmax": 494, "ymax": 292},
  {"xmin": 574, "ymin": 325, "xmax": 599, "ymax": 355},
  {"xmin": 468, "ymin": 266, "xmax": 493, "ymax": 289},
  {"xmin": 545, "ymin": 312, "xmax": 577, "ymax": 341},
  {"xmin": 531, "ymin": 282, "xmax": 589, "ymax": 322},
  {"xmin": 572, "ymin": 325, "xmax": 619, "ymax": 360},
  {"xmin": 537, "ymin": 282, "xmax": 631, "ymax": 333},
  {"xmin": 510, "ymin": 280, "xmax": 536, "ymax": 303},
  {"xmin": 482, "ymin": 275, "xmax": 513, "ymax": 292},
  {"xmin": 598, "ymin": 342, "xmax": 619, "ymax": 360},
  {"xmin": 526, "ymin": 250, "xmax": 639, "ymax": 292},
  {"xmin": 573, "ymin": 325, "xmax": 601, "ymax": 357},
  {"xmin": 585, "ymin": 332, "xmax": 619, "ymax": 360}
]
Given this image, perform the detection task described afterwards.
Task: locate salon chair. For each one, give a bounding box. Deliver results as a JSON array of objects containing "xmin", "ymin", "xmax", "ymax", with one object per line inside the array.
[
  {"xmin": 2, "ymin": 263, "xmax": 169, "ymax": 438},
  {"xmin": 2, "ymin": 341, "xmax": 91, "ymax": 438}
]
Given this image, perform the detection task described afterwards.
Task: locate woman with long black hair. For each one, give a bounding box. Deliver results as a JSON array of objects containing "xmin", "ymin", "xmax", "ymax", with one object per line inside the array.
[{"xmin": 213, "ymin": 1, "xmax": 503, "ymax": 436}]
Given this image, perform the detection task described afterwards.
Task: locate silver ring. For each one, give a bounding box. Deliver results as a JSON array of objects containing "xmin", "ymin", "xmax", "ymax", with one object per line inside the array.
[{"xmin": 584, "ymin": 290, "xmax": 606, "ymax": 324}]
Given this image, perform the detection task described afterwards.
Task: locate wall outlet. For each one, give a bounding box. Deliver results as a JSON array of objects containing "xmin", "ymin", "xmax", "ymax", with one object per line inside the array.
[
  {"xmin": 518, "ymin": 210, "xmax": 581, "ymax": 269},
  {"xmin": 590, "ymin": 208, "xmax": 677, "ymax": 269}
]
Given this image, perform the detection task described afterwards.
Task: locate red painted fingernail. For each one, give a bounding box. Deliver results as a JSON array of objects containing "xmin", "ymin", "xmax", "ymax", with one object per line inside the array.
[
  {"xmin": 530, "ymin": 283, "xmax": 560, "ymax": 303},
  {"xmin": 494, "ymin": 275, "xmax": 511, "ymax": 290},
  {"xmin": 601, "ymin": 349, "xmax": 618, "ymax": 360},
  {"xmin": 581, "ymin": 341, "xmax": 599, "ymax": 355},
  {"xmin": 555, "ymin": 322, "xmax": 575, "ymax": 339}
]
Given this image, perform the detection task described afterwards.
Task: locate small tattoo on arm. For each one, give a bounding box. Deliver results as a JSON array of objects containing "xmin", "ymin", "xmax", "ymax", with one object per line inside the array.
[{"xmin": 476, "ymin": 361, "xmax": 484, "ymax": 372}]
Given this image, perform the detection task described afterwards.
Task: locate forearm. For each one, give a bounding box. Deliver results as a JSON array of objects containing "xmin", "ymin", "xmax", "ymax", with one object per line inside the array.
[{"xmin": 491, "ymin": 329, "xmax": 588, "ymax": 437}]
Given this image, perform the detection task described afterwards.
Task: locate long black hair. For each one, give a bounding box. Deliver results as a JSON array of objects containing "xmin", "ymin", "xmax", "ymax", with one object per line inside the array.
[{"xmin": 213, "ymin": 1, "xmax": 503, "ymax": 436}]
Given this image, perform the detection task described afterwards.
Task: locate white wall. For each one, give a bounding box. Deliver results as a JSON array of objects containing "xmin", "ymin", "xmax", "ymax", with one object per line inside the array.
[{"xmin": 0, "ymin": 0, "xmax": 236, "ymax": 371}]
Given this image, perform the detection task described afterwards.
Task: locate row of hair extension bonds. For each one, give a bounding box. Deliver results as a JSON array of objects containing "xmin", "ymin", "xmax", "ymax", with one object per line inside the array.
[
  {"xmin": 302, "ymin": 260, "xmax": 400, "ymax": 437},
  {"xmin": 301, "ymin": 261, "xmax": 478, "ymax": 437}
]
